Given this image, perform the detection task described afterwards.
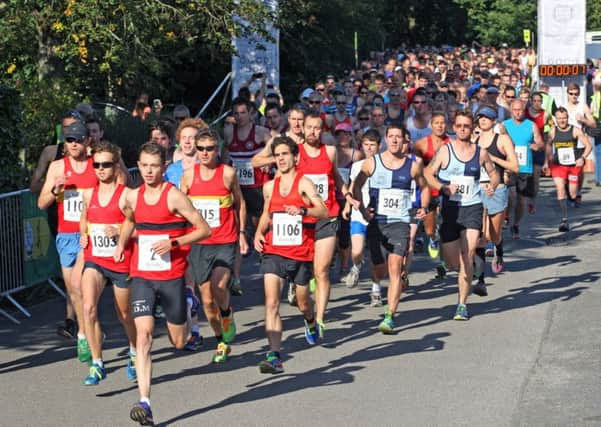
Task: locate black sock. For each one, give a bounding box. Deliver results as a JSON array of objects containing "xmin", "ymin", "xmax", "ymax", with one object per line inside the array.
[
  {"xmin": 559, "ymin": 199, "xmax": 567, "ymax": 220},
  {"xmin": 216, "ymin": 334, "xmax": 223, "ymax": 343},
  {"xmin": 305, "ymin": 316, "xmax": 315, "ymax": 324},
  {"xmin": 220, "ymin": 307, "xmax": 231, "ymax": 317},
  {"xmin": 495, "ymin": 240, "xmax": 504, "ymax": 257},
  {"xmin": 476, "ymin": 247, "xmax": 485, "ymax": 262}
]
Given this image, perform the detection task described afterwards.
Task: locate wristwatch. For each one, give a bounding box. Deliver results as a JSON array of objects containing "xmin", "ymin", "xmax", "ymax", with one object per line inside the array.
[
  {"xmin": 171, "ymin": 239, "xmax": 179, "ymax": 248},
  {"xmin": 299, "ymin": 206, "xmax": 308, "ymax": 216}
]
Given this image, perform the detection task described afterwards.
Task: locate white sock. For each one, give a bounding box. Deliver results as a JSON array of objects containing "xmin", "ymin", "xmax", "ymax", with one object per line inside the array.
[
  {"xmin": 140, "ymin": 397, "xmax": 151, "ymax": 406},
  {"xmin": 351, "ymin": 263, "xmax": 361, "ymax": 273},
  {"xmin": 92, "ymin": 359, "xmax": 103, "ymax": 368},
  {"xmin": 371, "ymin": 282, "xmax": 381, "ymax": 293},
  {"xmin": 77, "ymin": 333, "xmax": 86, "ymax": 340},
  {"xmin": 129, "ymin": 346, "xmax": 137, "ymax": 356}
]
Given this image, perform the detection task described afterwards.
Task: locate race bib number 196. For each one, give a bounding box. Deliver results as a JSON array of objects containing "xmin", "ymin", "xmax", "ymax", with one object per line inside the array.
[
  {"xmin": 138, "ymin": 234, "xmax": 171, "ymax": 271},
  {"xmin": 233, "ymin": 160, "xmax": 255, "ymax": 186}
]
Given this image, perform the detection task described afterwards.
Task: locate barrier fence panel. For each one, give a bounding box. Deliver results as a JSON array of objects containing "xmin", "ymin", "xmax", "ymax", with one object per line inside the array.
[{"xmin": 0, "ymin": 189, "xmax": 62, "ymax": 324}]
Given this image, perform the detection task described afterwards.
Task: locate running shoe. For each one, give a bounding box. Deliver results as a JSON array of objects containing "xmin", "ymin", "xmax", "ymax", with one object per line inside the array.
[
  {"xmin": 558, "ymin": 220, "xmax": 570, "ymax": 232},
  {"xmin": 184, "ymin": 331, "xmax": 203, "ymax": 352},
  {"xmin": 56, "ymin": 318, "xmax": 76, "ymax": 339},
  {"xmin": 370, "ymin": 291, "xmax": 383, "ymax": 307},
  {"xmin": 511, "ymin": 225, "xmax": 520, "ymax": 240},
  {"xmin": 185, "ymin": 288, "xmax": 200, "ymax": 318},
  {"xmin": 401, "ymin": 274, "xmax": 409, "ymax": 291},
  {"xmin": 378, "ymin": 312, "xmax": 395, "ymax": 334},
  {"xmin": 287, "ymin": 282, "xmax": 297, "ymax": 306},
  {"xmin": 221, "ymin": 308, "xmax": 236, "ymax": 343},
  {"xmin": 453, "ymin": 304, "xmax": 469, "ymax": 321},
  {"xmin": 259, "ymin": 352, "xmax": 284, "ymax": 374},
  {"xmin": 427, "ymin": 238, "xmax": 440, "ymax": 259},
  {"xmin": 345, "ymin": 269, "xmax": 360, "ymax": 288},
  {"xmin": 503, "ymin": 217, "xmax": 510, "ymax": 229},
  {"xmin": 485, "ymin": 241, "xmax": 494, "ymax": 257},
  {"xmin": 77, "ymin": 337, "xmax": 92, "ymax": 363},
  {"xmin": 304, "ymin": 320, "xmax": 319, "ymax": 345},
  {"xmin": 83, "ymin": 363, "xmax": 106, "ymax": 386},
  {"xmin": 491, "ymin": 256, "xmax": 504, "ymax": 274},
  {"xmin": 127, "ymin": 353, "xmax": 137, "ymax": 381},
  {"xmin": 229, "ymin": 277, "xmax": 243, "ymax": 296},
  {"xmin": 130, "ymin": 401, "xmax": 154, "ymax": 426},
  {"xmin": 309, "ymin": 277, "xmax": 317, "ymax": 294},
  {"xmin": 212, "ymin": 341, "xmax": 231, "ymax": 363},
  {"xmin": 436, "ymin": 263, "xmax": 447, "ymax": 279},
  {"xmin": 472, "ymin": 279, "xmax": 488, "ymax": 297},
  {"xmin": 528, "ymin": 203, "xmax": 536, "ymax": 215},
  {"xmin": 317, "ymin": 320, "xmax": 325, "ymax": 339}
]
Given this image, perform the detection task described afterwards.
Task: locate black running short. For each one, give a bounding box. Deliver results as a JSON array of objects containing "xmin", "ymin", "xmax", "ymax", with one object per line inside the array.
[
  {"xmin": 367, "ymin": 221, "xmax": 410, "ymax": 263},
  {"xmin": 83, "ymin": 261, "xmax": 130, "ymax": 289},
  {"xmin": 130, "ymin": 277, "xmax": 186, "ymax": 325},
  {"xmin": 440, "ymin": 203, "xmax": 483, "ymax": 243},
  {"xmin": 188, "ymin": 243, "xmax": 236, "ymax": 285},
  {"xmin": 260, "ymin": 254, "xmax": 313, "ymax": 286},
  {"xmin": 316, "ymin": 217, "xmax": 339, "ymax": 240},
  {"xmin": 242, "ymin": 187, "xmax": 264, "ymax": 218}
]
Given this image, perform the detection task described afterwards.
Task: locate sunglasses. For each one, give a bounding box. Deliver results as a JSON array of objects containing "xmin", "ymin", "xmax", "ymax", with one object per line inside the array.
[
  {"xmin": 308, "ymin": 101, "xmax": 321, "ymax": 105},
  {"xmin": 196, "ymin": 145, "xmax": 217, "ymax": 152},
  {"xmin": 568, "ymin": 92, "xmax": 579, "ymax": 96},
  {"xmin": 360, "ymin": 91, "xmax": 368, "ymax": 95},
  {"xmin": 316, "ymin": 88, "xmax": 325, "ymax": 92},
  {"xmin": 93, "ymin": 161, "xmax": 115, "ymax": 169},
  {"xmin": 65, "ymin": 137, "xmax": 83, "ymax": 143}
]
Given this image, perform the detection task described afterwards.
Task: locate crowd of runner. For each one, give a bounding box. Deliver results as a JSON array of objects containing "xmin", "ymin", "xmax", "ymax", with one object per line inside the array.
[{"xmin": 30, "ymin": 45, "xmax": 601, "ymax": 426}]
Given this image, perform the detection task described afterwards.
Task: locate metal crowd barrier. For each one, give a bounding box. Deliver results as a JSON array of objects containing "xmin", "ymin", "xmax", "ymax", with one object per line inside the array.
[{"xmin": 0, "ymin": 189, "xmax": 65, "ymax": 324}]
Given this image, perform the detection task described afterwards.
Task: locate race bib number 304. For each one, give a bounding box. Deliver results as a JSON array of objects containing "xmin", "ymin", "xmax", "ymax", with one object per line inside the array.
[
  {"xmin": 191, "ymin": 198, "xmax": 220, "ymax": 228},
  {"xmin": 63, "ymin": 189, "xmax": 83, "ymax": 222},
  {"xmin": 272, "ymin": 213, "xmax": 302, "ymax": 246},
  {"xmin": 377, "ymin": 188, "xmax": 411, "ymax": 217},
  {"xmin": 90, "ymin": 224, "xmax": 118, "ymax": 257},
  {"xmin": 138, "ymin": 234, "xmax": 171, "ymax": 271},
  {"xmin": 233, "ymin": 160, "xmax": 255, "ymax": 185},
  {"xmin": 304, "ymin": 174, "xmax": 329, "ymax": 201}
]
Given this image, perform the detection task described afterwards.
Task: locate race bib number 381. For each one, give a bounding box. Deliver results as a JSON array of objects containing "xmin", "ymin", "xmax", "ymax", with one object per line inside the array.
[
  {"xmin": 138, "ymin": 234, "xmax": 171, "ymax": 271},
  {"xmin": 449, "ymin": 175, "xmax": 475, "ymax": 203},
  {"xmin": 272, "ymin": 213, "xmax": 302, "ymax": 246}
]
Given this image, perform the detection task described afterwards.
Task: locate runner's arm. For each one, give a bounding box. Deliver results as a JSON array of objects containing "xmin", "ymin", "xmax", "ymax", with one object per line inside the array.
[
  {"xmin": 412, "ymin": 161, "xmax": 431, "ymax": 211},
  {"xmin": 424, "ymin": 146, "xmax": 448, "ymax": 193},
  {"xmin": 490, "ymin": 134, "xmax": 519, "ymax": 174},
  {"xmin": 79, "ymin": 189, "xmax": 91, "ymax": 248},
  {"xmin": 531, "ymin": 123, "xmax": 544, "ymax": 151},
  {"xmin": 30, "ymin": 145, "xmax": 57, "ymax": 194},
  {"xmin": 574, "ymin": 127, "xmax": 593, "ymax": 164},
  {"xmin": 114, "ymin": 193, "xmax": 135, "ymax": 263},
  {"xmin": 299, "ymin": 177, "xmax": 328, "ymax": 219},
  {"xmin": 251, "ymin": 137, "xmax": 276, "ymax": 168},
  {"xmin": 481, "ymin": 149, "xmax": 500, "ymax": 191},
  {"xmin": 169, "ymin": 188, "xmax": 212, "ymax": 247},
  {"xmin": 37, "ymin": 160, "xmax": 63, "ymax": 210}
]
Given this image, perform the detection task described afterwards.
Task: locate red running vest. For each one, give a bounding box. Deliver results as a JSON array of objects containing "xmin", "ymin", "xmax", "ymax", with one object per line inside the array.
[
  {"xmin": 130, "ymin": 183, "xmax": 189, "ymax": 280},
  {"xmin": 297, "ymin": 144, "xmax": 339, "ymax": 218},
  {"xmin": 84, "ymin": 184, "xmax": 131, "ymax": 272},
  {"xmin": 186, "ymin": 163, "xmax": 237, "ymax": 245},
  {"xmin": 57, "ymin": 157, "xmax": 97, "ymax": 233}
]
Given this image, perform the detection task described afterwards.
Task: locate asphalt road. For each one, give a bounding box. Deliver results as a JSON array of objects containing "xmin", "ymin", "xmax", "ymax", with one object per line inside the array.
[{"xmin": 1, "ymin": 178, "xmax": 600, "ymax": 427}]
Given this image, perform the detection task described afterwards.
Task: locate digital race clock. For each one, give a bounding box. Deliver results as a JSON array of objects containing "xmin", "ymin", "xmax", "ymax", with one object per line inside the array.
[{"xmin": 539, "ymin": 64, "xmax": 587, "ymax": 77}]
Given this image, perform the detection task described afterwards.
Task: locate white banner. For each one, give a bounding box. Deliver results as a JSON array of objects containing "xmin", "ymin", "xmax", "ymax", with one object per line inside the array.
[
  {"xmin": 537, "ymin": 0, "xmax": 587, "ymax": 105},
  {"xmin": 232, "ymin": 0, "xmax": 279, "ymax": 99}
]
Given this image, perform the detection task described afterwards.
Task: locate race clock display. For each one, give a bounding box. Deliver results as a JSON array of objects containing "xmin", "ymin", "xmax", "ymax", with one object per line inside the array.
[{"xmin": 539, "ymin": 64, "xmax": 587, "ymax": 77}]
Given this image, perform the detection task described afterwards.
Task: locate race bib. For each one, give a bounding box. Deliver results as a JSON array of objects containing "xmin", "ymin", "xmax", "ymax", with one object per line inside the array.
[
  {"xmin": 63, "ymin": 189, "xmax": 83, "ymax": 222},
  {"xmin": 377, "ymin": 188, "xmax": 411, "ymax": 217},
  {"xmin": 338, "ymin": 168, "xmax": 350, "ymax": 185},
  {"xmin": 411, "ymin": 180, "xmax": 417, "ymax": 204},
  {"xmin": 138, "ymin": 234, "xmax": 171, "ymax": 271},
  {"xmin": 305, "ymin": 174, "xmax": 329, "ymax": 201},
  {"xmin": 191, "ymin": 198, "xmax": 220, "ymax": 228},
  {"xmin": 515, "ymin": 146, "xmax": 528, "ymax": 166},
  {"xmin": 232, "ymin": 159, "xmax": 255, "ymax": 185},
  {"xmin": 90, "ymin": 224, "xmax": 118, "ymax": 258},
  {"xmin": 480, "ymin": 166, "xmax": 490, "ymax": 182},
  {"xmin": 557, "ymin": 147, "xmax": 576, "ymax": 165},
  {"xmin": 450, "ymin": 175, "xmax": 475, "ymax": 203},
  {"xmin": 272, "ymin": 213, "xmax": 302, "ymax": 246}
]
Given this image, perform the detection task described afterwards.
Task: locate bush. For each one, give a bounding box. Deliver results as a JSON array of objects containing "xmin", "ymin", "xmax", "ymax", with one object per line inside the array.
[{"xmin": 0, "ymin": 87, "xmax": 26, "ymax": 192}]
